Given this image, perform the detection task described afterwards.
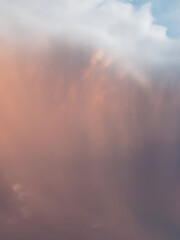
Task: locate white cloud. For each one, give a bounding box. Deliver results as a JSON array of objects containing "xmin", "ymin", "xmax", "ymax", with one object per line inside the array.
[
  {"xmin": 0, "ymin": 2, "xmax": 168, "ymax": 47},
  {"xmin": 0, "ymin": 0, "xmax": 179, "ymax": 79}
]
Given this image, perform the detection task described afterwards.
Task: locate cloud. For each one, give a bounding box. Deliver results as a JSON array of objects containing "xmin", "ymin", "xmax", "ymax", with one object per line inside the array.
[
  {"xmin": 0, "ymin": 41, "xmax": 180, "ymax": 239},
  {"xmin": 1, "ymin": 0, "xmax": 180, "ymax": 84},
  {"xmin": 0, "ymin": 1, "xmax": 180, "ymax": 240},
  {"xmin": 0, "ymin": 1, "xmax": 172, "ymax": 61}
]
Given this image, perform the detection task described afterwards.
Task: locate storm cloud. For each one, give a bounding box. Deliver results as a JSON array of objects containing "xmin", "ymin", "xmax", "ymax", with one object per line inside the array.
[{"xmin": 0, "ymin": 1, "xmax": 180, "ymax": 240}]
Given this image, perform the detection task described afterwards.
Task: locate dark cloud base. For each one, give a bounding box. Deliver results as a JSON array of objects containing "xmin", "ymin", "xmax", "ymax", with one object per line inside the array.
[{"xmin": 0, "ymin": 42, "xmax": 180, "ymax": 240}]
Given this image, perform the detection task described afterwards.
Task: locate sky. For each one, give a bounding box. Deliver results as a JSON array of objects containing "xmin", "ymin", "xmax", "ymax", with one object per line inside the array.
[
  {"xmin": 0, "ymin": 1, "xmax": 180, "ymax": 240},
  {"xmin": 128, "ymin": 0, "xmax": 180, "ymax": 38}
]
